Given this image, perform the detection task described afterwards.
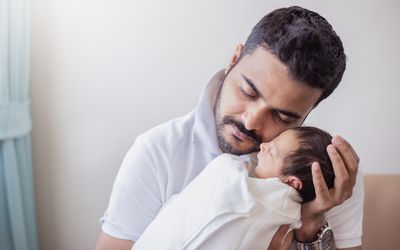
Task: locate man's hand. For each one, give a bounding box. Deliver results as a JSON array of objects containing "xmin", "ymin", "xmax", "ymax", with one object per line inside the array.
[{"xmin": 294, "ymin": 135, "xmax": 360, "ymax": 242}]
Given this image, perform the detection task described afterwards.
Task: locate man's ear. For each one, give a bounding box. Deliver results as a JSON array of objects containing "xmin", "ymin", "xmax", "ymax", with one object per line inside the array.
[
  {"xmin": 282, "ymin": 175, "xmax": 303, "ymax": 190},
  {"xmin": 225, "ymin": 43, "xmax": 244, "ymax": 75}
]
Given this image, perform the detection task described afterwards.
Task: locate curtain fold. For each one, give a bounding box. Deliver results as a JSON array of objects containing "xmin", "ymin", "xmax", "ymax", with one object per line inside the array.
[{"xmin": 0, "ymin": 0, "xmax": 39, "ymax": 249}]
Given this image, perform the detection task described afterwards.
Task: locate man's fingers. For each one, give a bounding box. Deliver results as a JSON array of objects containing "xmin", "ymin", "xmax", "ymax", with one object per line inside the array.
[
  {"xmin": 311, "ymin": 162, "xmax": 331, "ymax": 210},
  {"xmin": 327, "ymin": 144, "xmax": 350, "ymax": 203},
  {"xmin": 331, "ymin": 136, "xmax": 358, "ymax": 188},
  {"xmin": 327, "ymin": 144, "xmax": 349, "ymax": 182},
  {"xmin": 334, "ymin": 135, "xmax": 360, "ymax": 164}
]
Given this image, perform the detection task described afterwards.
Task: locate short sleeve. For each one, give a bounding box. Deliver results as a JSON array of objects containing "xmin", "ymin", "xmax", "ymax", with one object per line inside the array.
[
  {"xmin": 99, "ymin": 135, "xmax": 163, "ymax": 241},
  {"xmin": 325, "ymin": 167, "xmax": 364, "ymax": 249}
]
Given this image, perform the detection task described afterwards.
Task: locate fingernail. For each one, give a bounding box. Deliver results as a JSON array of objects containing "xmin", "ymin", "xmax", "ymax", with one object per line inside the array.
[
  {"xmin": 332, "ymin": 136, "xmax": 343, "ymax": 145},
  {"xmin": 327, "ymin": 145, "xmax": 336, "ymax": 153}
]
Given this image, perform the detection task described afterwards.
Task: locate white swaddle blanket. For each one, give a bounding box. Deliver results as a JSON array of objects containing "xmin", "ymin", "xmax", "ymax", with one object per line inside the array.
[{"xmin": 133, "ymin": 154, "xmax": 302, "ymax": 250}]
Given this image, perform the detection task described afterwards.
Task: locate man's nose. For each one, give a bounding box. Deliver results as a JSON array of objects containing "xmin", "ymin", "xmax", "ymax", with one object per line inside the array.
[{"xmin": 241, "ymin": 108, "xmax": 264, "ymax": 131}]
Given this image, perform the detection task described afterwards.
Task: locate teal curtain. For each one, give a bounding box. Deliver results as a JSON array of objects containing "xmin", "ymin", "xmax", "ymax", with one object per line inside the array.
[{"xmin": 0, "ymin": 0, "xmax": 39, "ymax": 249}]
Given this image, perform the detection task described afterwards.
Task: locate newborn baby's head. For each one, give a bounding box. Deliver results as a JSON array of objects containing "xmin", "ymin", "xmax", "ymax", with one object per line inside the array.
[{"xmin": 255, "ymin": 126, "xmax": 335, "ymax": 203}]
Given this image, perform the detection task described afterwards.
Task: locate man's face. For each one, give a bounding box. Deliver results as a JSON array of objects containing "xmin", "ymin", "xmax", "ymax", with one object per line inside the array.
[{"xmin": 215, "ymin": 45, "xmax": 322, "ymax": 155}]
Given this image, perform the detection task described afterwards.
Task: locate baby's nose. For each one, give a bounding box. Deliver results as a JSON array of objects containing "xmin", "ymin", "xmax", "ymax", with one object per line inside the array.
[{"xmin": 260, "ymin": 142, "xmax": 268, "ymax": 151}]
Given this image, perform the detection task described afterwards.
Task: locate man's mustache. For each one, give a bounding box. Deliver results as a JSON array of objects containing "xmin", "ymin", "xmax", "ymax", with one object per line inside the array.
[{"xmin": 222, "ymin": 116, "xmax": 261, "ymax": 145}]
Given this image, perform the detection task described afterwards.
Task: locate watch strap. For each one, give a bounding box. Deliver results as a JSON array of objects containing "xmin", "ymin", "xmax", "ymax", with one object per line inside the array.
[{"xmin": 294, "ymin": 222, "xmax": 333, "ymax": 250}]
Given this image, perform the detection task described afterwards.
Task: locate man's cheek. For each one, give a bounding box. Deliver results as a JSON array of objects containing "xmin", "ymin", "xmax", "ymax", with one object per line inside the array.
[{"xmin": 225, "ymin": 100, "xmax": 244, "ymax": 116}]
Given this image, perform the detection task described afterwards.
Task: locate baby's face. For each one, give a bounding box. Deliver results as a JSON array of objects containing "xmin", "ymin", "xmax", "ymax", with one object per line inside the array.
[{"xmin": 255, "ymin": 129, "xmax": 299, "ymax": 179}]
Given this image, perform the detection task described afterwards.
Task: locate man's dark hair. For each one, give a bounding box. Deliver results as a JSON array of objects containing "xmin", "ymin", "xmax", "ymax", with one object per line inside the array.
[
  {"xmin": 242, "ymin": 6, "xmax": 346, "ymax": 105},
  {"xmin": 280, "ymin": 127, "xmax": 335, "ymax": 203}
]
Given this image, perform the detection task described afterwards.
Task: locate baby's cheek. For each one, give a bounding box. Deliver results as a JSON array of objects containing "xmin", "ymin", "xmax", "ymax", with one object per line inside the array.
[{"xmin": 255, "ymin": 165, "xmax": 267, "ymax": 179}]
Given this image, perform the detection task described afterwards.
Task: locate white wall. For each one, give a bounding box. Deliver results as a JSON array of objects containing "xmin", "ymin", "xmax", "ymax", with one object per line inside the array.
[{"xmin": 30, "ymin": 0, "xmax": 400, "ymax": 249}]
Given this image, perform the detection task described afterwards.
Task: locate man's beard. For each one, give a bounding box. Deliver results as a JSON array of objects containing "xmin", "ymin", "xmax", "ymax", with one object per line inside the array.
[{"xmin": 214, "ymin": 90, "xmax": 261, "ymax": 155}]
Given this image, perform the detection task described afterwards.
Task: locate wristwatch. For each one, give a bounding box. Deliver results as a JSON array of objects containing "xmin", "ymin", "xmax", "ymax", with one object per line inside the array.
[{"xmin": 294, "ymin": 223, "xmax": 334, "ymax": 250}]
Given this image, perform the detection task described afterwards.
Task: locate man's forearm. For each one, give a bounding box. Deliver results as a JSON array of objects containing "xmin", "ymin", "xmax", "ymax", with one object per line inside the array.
[{"xmin": 293, "ymin": 219, "xmax": 362, "ymax": 250}]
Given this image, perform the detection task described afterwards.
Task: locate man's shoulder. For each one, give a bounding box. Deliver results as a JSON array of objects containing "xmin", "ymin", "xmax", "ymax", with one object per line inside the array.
[
  {"xmin": 121, "ymin": 111, "xmax": 198, "ymax": 175},
  {"xmin": 138, "ymin": 111, "xmax": 195, "ymax": 145}
]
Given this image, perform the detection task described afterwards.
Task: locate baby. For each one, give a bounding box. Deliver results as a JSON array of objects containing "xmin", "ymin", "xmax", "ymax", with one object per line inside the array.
[
  {"xmin": 133, "ymin": 126, "xmax": 335, "ymax": 250},
  {"xmin": 255, "ymin": 126, "xmax": 334, "ymax": 202}
]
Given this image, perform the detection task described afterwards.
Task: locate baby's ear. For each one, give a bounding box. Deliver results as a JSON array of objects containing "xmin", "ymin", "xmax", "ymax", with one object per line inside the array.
[{"xmin": 282, "ymin": 176, "xmax": 303, "ymax": 190}]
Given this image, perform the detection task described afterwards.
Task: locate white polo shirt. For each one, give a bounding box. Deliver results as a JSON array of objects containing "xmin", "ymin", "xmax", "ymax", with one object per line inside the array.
[{"xmin": 100, "ymin": 70, "xmax": 364, "ymax": 249}]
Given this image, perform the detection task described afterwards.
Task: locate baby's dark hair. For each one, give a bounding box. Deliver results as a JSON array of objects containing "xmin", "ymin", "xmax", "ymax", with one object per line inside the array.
[{"xmin": 280, "ymin": 127, "xmax": 335, "ymax": 203}]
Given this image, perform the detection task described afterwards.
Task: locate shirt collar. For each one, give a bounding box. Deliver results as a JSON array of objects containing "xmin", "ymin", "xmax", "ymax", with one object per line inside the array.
[{"xmin": 192, "ymin": 70, "xmax": 225, "ymax": 157}]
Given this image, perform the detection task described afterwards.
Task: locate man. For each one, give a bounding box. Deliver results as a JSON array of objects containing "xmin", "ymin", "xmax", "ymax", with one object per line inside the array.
[{"xmin": 95, "ymin": 6, "xmax": 363, "ymax": 250}]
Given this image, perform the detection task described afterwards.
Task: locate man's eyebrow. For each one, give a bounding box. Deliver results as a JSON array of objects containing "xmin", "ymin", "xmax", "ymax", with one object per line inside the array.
[
  {"xmin": 242, "ymin": 74, "xmax": 302, "ymax": 120},
  {"xmin": 242, "ymin": 74, "xmax": 262, "ymax": 97}
]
